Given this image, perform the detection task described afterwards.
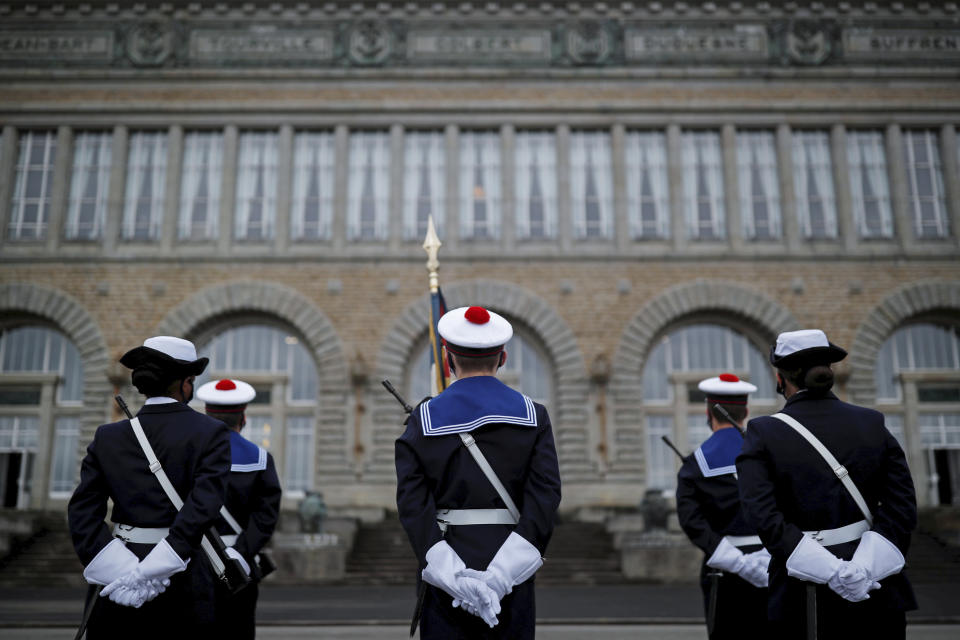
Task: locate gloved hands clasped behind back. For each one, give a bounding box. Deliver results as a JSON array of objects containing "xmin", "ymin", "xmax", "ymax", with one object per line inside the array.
[{"xmin": 100, "ymin": 538, "xmax": 188, "ymax": 608}]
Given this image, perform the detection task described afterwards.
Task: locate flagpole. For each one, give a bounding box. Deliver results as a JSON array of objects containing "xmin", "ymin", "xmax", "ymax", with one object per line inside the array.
[
  {"xmin": 423, "ymin": 216, "xmax": 441, "ymax": 294},
  {"xmin": 423, "ymin": 217, "xmax": 446, "ymax": 395}
]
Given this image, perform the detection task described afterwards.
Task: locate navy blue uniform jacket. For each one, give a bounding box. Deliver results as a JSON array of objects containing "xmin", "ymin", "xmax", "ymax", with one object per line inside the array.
[
  {"xmin": 736, "ymin": 391, "xmax": 917, "ymax": 620},
  {"xmin": 68, "ymin": 401, "xmax": 232, "ymax": 564},
  {"xmin": 217, "ymin": 430, "xmax": 282, "ymax": 569},
  {"xmin": 395, "ymin": 376, "xmax": 562, "ymax": 572}
]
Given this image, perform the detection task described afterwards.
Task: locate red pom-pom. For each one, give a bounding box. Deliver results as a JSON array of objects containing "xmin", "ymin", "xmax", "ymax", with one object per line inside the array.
[
  {"xmin": 719, "ymin": 373, "xmax": 739, "ymax": 383},
  {"xmin": 215, "ymin": 379, "xmax": 237, "ymax": 391},
  {"xmin": 464, "ymin": 306, "xmax": 491, "ymax": 325}
]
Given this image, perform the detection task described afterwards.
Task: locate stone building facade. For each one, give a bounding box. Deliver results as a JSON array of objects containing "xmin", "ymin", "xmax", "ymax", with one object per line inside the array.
[{"xmin": 0, "ymin": 1, "xmax": 958, "ymax": 520}]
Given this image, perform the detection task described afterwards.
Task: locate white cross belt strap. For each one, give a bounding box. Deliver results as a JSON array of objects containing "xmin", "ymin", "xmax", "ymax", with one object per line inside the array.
[
  {"xmin": 453, "ymin": 432, "xmax": 521, "ymax": 525},
  {"xmin": 436, "ymin": 509, "xmax": 517, "ymax": 528},
  {"xmin": 129, "ymin": 416, "xmax": 226, "ymax": 576},
  {"xmin": 770, "ymin": 412, "xmax": 874, "ymax": 527},
  {"xmin": 113, "ymin": 524, "xmax": 169, "ymax": 544},
  {"xmin": 804, "ymin": 520, "xmax": 870, "ymax": 547}
]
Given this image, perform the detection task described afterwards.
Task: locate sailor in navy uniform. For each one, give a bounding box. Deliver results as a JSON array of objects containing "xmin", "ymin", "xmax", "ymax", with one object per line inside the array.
[
  {"xmin": 676, "ymin": 373, "xmax": 772, "ymax": 640},
  {"xmin": 68, "ymin": 336, "xmax": 231, "ymax": 637},
  {"xmin": 196, "ymin": 378, "xmax": 282, "ymax": 640},
  {"xmin": 395, "ymin": 306, "xmax": 562, "ymax": 639},
  {"xmin": 737, "ymin": 329, "xmax": 917, "ymax": 640}
]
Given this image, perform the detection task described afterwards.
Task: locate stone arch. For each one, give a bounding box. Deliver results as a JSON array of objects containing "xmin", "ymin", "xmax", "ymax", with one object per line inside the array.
[
  {"xmin": 848, "ymin": 280, "xmax": 960, "ymax": 405},
  {"xmin": 373, "ymin": 279, "xmax": 595, "ymax": 479},
  {"xmin": 155, "ymin": 280, "xmax": 352, "ymax": 478},
  {"xmin": 608, "ymin": 279, "xmax": 800, "ymax": 480},
  {"xmin": 0, "ymin": 283, "xmax": 112, "ymax": 459}
]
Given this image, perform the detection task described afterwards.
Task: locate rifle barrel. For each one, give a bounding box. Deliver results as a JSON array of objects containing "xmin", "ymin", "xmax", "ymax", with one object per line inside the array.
[
  {"xmin": 381, "ymin": 379, "xmax": 414, "ymax": 414},
  {"xmin": 661, "ymin": 435, "xmax": 685, "ymax": 461}
]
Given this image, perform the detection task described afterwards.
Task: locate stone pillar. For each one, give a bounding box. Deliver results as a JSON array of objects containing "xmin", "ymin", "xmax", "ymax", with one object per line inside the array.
[
  {"xmin": 388, "ymin": 124, "xmax": 403, "ymax": 250},
  {"xmin": 161, "ymin": 124, "xmax": 183, "ymax": 252},
  {"xmin": 557, "ymin": 124, "xmax": 572, "ymax": 252},
  {"xmin": 331, "ymin": 125, "xmax": 349, "ymax": 250},
  {"xmin": 103, "ymin": 124, "xmax": 128, "ymax": 253},
  {"xmin": 501, "ymin": 124, "xmax": 516, "ymax": 251},
  {"xmin": 886, "ymin": 124, "xmax": 913, "ymax": 251},
  {"xmin": 275, "ymin": 124, "xmax": 294, "ymax": 252},
  {"xmin": 444, "ymin": 124, "xmax": 459, "ymax": 250},
  {"xmin": 777, "ymin": 124, "xmax": 800, "ymax": 252},
  {"xmin": 46, "ymin": 126, "xmax": 72, "ymax": 252},
  {"xmin": 612, "ymin": 123, "xmax": 629, "ymax": 251},
  {"xmin": 831, "ymin": 124, "xmax": 857, "ymax": 252},
  {"xmin": 0, "ymin": 126, "xmax": 18, "ymax": 248},
  {"xmin": 939, "ymin": 124, "xmax": 960, "ymax": 247},
  {"xmin": 218, "ymin": 125, "xmax": 239, "ymax": 255},
  {"xmin": 667, "ymin": 124, "xmax": 686, "ymax": 252},
  {"xmin": 722, "ymin": 124, "xmax": 742, "ymax": 252}
]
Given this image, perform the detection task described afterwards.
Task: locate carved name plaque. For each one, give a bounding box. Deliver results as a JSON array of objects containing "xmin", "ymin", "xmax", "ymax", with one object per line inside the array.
[
  {"xmin": 407, "ymin": 29, "xmax": 552, "ymax": 62},
  {"xmin": 843, "ymin": 29, "xmax": 960, "ymax": 60},
  {"xmin": 189, "ymin": 29, "xmax": 334, "ymax": 62},
  {"xmin": 0, "ymin": 31, "xmax": 113, "ymax": 60},
  {"xmin": 625, "ymin": 26, "xmax": 768, "ymax": 62}
]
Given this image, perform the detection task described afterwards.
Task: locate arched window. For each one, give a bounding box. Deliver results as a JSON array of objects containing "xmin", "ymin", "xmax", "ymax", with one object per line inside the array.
[
  {"xmin": 642, "ymin": 323, "xmax": 776, "ymax": 492},
  {"xmin": 0, "ymin": 325, "xmax": 84, "ymax": 507},
  {"xmin": 874, "ymin": 322, "xmax": 960, "ymax": 506},
  {"xmin": 407, "ymin": 330, "xmax": 553, "ymax": 410},
  {"xmin": 195, "ymin": 323, "xmax": 318, "ymax": 497}
]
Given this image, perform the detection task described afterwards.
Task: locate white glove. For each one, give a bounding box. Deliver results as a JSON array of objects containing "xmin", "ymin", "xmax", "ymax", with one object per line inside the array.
[
  {"xmin": 706, "ymin": 538, "xmax": 746, "ymax": 574},
  {"xmin": 785, "ymin": 535, "xmax": 842, "ymax": 584},
  {"xmin": 101, "ymin": 538, "xmax": 187, "ymax": 607},
  {"xmin": 827, "ymin": 560, "xmax": 880, "ymax": 602},
  {"xmin": 852, "ymin": 531, "xmax": 905, "ymax": 581},
  {"xmin": 737, "ymin": 548, "xmax": 771, "ymax": 588},
  {"xmin": 421, "ymin": 541, "xmax": 501, "ymax": 628},
  {"xmin": 456, "ymin": 532, "xmax": 544, "ymax": 602},
  {"xmin": 226, "ymin": 547, "xmax": 251, "ymax": 577},
  {"xmin": 83, "ymin": 539, "xmax": 139, "ymax": 586}
]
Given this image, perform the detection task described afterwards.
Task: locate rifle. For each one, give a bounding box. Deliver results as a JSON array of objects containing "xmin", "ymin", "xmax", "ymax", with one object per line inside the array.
[
  {"xmin": 661, "ymin": 435, "xmax": 685, "ymax": 461},
  {"xmin": 381, "ymin": 380, "xmax": 427, "ymax": 637},
  {"xmin": 710, "ymin": 402, "xmax": 746, "ymax": 437},
  {"xmin": 115, "ymin": 395, "xmax": 250, "ymax": 596}
]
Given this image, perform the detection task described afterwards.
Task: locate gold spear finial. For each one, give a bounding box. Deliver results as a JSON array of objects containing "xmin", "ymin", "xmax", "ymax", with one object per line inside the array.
[{"xmin": 422, "ymin": 216, "xmax": 442, "ymax": 293}]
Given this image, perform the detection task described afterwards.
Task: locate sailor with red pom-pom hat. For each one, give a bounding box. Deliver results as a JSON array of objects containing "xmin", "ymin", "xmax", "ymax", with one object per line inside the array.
[
  {"xmin": 676, "ymin": 372, "xmax": 772, "ymax": 640},
  {"xmin": 395, "ymin": 305, "xmax": 561, "ymax": 639},
  {"xmin": 195, "ymin": 378, "xmax": 281, "ymax": 636}
]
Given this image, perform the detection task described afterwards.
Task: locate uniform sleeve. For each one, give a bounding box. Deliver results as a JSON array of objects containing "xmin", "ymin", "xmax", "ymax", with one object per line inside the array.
[
  {"xmin": 166, "ymin": 424, "xmax": 231, "ymax": 560},
  {"xmin": 676, "ymin": 457, "xmax": 721, "ymax": 555},
  {"xmin": 870, "ymin": 425, "xmax": 917, "ymax": 554},
  {"xmin": 67, "ymin": 428, "xmax": 115, "ymax": 565},
  {"xmin": 395, "ymin": 416, "xmax": 444, "ymax": 568},
  {"xmin": 235, "ymin": 452, "xmax": 282, "ymax": 560},
  {"xmin": 736, "ymin": 419, "xmax": 805, "ymax": 560},
  {"xmin": 513, "ymin": 405, "xmax": 562, "ymax": 554}
]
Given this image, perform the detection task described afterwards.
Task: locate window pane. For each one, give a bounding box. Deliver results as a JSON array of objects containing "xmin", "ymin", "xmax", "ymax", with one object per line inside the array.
[
  {"xmin": 403, "ymin": 131, "xmax": 445, "ymax": 240},
  {"xmin": 9, "ymin": 131, "xmax": 57, "ymax": 241},
  {"xmin": 179, "ymin": 131, "xmax": 223, "ymax": 240},
  {"xmin": 792, "ymin": 131, "xmax": 837, "ymax": 239},
  {"xmin": 626, "ymin": 131, "xmax": 670, "ymax": 239},
  {"xmin": 515, "ymin": 131, "xmax": 557, "ymax": 239},
  {"xmin": 847, "ymin": 130, "xmax": 893, "ymax": 239},
  {"xmin": 347, "ymin": 130, "xmax": 390, "ymax": 241},
  {"xmin": 874, "ymin": 323, "xmax": 960, "ymax": 402},
  {"xmin": 67, "ymin": 132, "xmax": 112, "ymax": 240},
  {"xmin": 903, "ymin": 130, "xmax": 949, "ymax": 238},
  {"xmin": 737, "ymin": 130, "xmax": 781, "ymax": 240},
  {"xmin": 570, "ymin": 130, "xmax": 613, "ymax": 239},
  {"xmin": 682, "ymin": 130, "xmax": 725, "ymax": 240},
  {"xmin": 645, "ymin": 414, "xmax": 674, "ymax": 490},
  {"xmin": 0, "ymin": 326, "xmax": 83, "ymax": 403},
  {"xmin": 235, "ymin": 131, "xmax": 278, "ymax": 240},
  {"xmin": 284, "ymin": 415, "xmax": 314, "ymax": 492},
  {"xmin": 50, "ymin": 417, "xmax": 80, "ymax": 494},
  {"xmin": 245, "ymin": 415, "xmax": 273, "ymax": 450},
  {"xmin": 0, "ymin": 387, "xmax": 42, "ymax": 405},
  {"xmin": 122, "ymin": 131, "xmax": 167, "ymax": 240},
  {"xmin": 459, "ymin": 131, "xmax": 501, "ymax": 239}
]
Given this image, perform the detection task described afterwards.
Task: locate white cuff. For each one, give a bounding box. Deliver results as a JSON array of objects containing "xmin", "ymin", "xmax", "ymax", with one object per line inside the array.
[
  {"xmin": 83, "ymin": 539, "xmax": 139, "ymax": 586},
  {"xmin": 225, "ymin": 547, "xmax": 251, "ymax": 577},
  {"xmin": 706, "ymin": 538, "xmax": 746, "ymax": 573},
  {"xmin": 486, "ymin": 532, "xmax": 543, "ymax": 598},
  {"xmin": 422, "ymin": 540, "xmax": 467, "ymax": 598},
  {"xmin": 138, "ymin": 538, "xmax": 188, "ymax": 581},
  {"xmin": 786, "ymin": 535, "xmax": 842, "ymax": 584},
  {"xmin": 851, "ymin": 531, "xmax": 905, "ymax": 581}
]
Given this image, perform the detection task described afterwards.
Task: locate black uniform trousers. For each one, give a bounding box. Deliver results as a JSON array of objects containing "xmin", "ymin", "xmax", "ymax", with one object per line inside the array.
[
  {"xmin": 771, "ymin": 582, "xmax": 906, "ymax": 640},
  {"xmin": 699, "ymin": 564, "xmax": 772, "ymax": 640},
  {"xmin": 213, "ymin": 581, "xmax": 258, "ymax": 640},
  {"xmin": 420, "ymin": 580, "xmax": 535, "ymax": 640}
]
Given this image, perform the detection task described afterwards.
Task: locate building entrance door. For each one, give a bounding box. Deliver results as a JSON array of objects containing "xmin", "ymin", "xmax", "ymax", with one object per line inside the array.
[
  {"xmin": 0, "ymin": 452, "xmax": 28, "ymax": 508},
  {"xmin": 932, "ymin": 449, "xmax": 960, "ymax": 507}
]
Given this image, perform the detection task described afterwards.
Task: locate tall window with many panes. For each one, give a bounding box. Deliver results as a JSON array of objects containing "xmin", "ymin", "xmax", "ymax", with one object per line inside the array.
[
  {"xmin": 625, "ymin": 130, "xmax": 670, "ymax": 240},
  {"xmin": 515, "ymin": 130, "xmax": 557, "ymax": 240},
  {"xmin": 122, "ymin": 131, "xmax": 167, "ymax": 241},
  {"xmin": 792, "ymin": 130, "xmax": 837, "ymax": 239},
  {"xmin": 235, "ymin": 131, "xmax": 277, "ymax": 240},
  {"xmin": 570, "ymin": 130, "xmax": 613, "ymax": 239},
  {"xmin": 66, "ymin": 131, "xmax": 112, "ymax": 240},
  {"xmin": 847, "ymin": 130, "xmax": 893, "ymax": 239},
  {"xmin": 737, "ymin": 130, "xmax": 781, "ymax": 240},
  {"xmin": 179, "ymin": 131, "xmax": 223, "ymax": 240},
  {"xmin": 9, "ymin": 131, "xmax": 57, "ymax": 241},
  {"xmin": 682, "ymin": 130, "xmax": 725, "ymax": 240},
  {"xmin": 903, "ymin": 129, "xmax": 949, "ymax": 239},
  {"xmin": 403, "ymin": 131, "xmax": 445, "ymax": 240},
  {"xmin": 196, "ymin": 324, "xmax": 318, "ymax": 495},
  {"xmin": 0, "ymin": 325, "xmax": 84, "ymax": 507},
  {"xmin": 459, "ymin": 130, "xmax": 501, "ymax": 240},
  {"xmin": 347, "ymin": 130, "xmax": 390, "ymax": 241},
  {"xmin": 292, "ymin": 131, "xmax": 335, "ymax": 241},
  {"xmin": 642, "ymin": 324, "xmax": 776, "ymax": 491}
]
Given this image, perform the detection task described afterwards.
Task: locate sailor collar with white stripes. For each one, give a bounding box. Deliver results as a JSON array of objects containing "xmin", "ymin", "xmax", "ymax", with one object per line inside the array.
[
  {"xmin": 419, "ymin": 376, "xmax": 537, "ymax": 437},
  {"xmin": 229, "ymin": 430, "xmax": 267, "ymax": 472},
  {"xmin": 694, "ymin": 427, "xmax": 744, "ymax": 478}
]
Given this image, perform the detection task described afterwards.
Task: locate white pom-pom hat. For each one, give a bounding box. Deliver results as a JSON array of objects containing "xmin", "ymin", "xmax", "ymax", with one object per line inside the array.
[
  {"xmin": 438, "ymin": 306, "xmax": 513, "ymax": 357},
  {"xmin": 196, "ymin": 378, "xmax": 256, "ymax": 410}
]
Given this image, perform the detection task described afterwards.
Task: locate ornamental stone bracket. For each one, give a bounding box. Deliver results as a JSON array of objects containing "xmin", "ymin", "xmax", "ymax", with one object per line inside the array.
[{"xmin": 0, "ymin": 16, "xmax": 957, "ymax": 70}]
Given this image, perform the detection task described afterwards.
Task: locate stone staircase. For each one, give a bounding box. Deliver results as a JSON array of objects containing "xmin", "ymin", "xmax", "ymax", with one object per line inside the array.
[
  {"xmin": 904, "ymin": 528, "xmax": 960, "ymax": 583},
  {"xmin": 341, "ymin": 515, "xmax": 626, "ymax": 586},
  {"xmin": 0, "ymin": 512, "xmax": 84, "ymax": 587}
]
